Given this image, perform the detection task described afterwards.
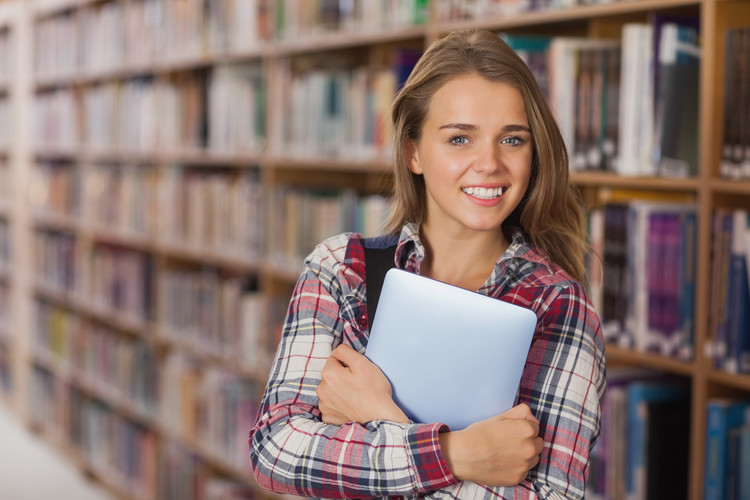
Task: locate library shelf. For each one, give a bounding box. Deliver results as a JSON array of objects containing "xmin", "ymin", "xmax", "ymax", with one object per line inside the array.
[
  {"xmin": 26, "ymin": 420, "xmax": 140, "ymax": 500},
  {"xmin": 88, "ymin": 230, "xmax": 156, "ymax": 253},
  {"xmin": 0, "ymin": 320, "xmax": 10, "ymax": 340},
  {"xmin": 605, "ymin": 343, "xmax": 696, "ymax": 377},
  {"xmin": 430, "ymin": 0, "xmax": 701, "ymax": 34},
  {"xmin": 158, "ymin": 329, "xmax": 271, "ymax": 381},
  {"xmin": 157, "ymin": 423, "xmax": 257, "ymax": 490},
  {"xmin": 709, "ymin": 178, "xmax": 750, "ymax": 195},
  {"xmin": 0, "ymin": 201, "xmax": 10, "ymax": 218},
  {"xmin": 32, "ymin": 148, "xmax": 78, "ymax": 161},
  {"xmin": 33, "ymin": 147, "xmax": 267, "ymax": 167},
  {"xmin": 34, "ymin": 283, "xmax": 154, "ymax": 339},
  {"xmin": 269, "ymin": 26, "xmax": 428, "ymax": 56},
  {"xmin": 706, "ymin": 369, "xmax": 750, "ymax": 392},
  {"xmin": 31, "ymin": 213, "xmax": 80, "ymax": 233},
  {"xmin": 35, "ymin": 52, "xmax": 269, "ymax": 90},
  {"xmin": 270, "ymin": 156, "xmax": 392, "ymax": 173},
  {"xmin": 156, "ymin": 243, "xmax": 263, "ymax": 274},
  {"xmin": 32, "ymin": 351, "xmax": 157, "ymax": 425},
  {"xmin": 570, "ymin": 171, "xmax": 702, "ymax": 191},
  {"xmin": 0, "ymin": 0, "xmax": 745, "ymax": 499}
]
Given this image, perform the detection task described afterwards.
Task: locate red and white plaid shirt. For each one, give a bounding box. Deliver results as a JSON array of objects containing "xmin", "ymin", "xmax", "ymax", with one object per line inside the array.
[{"xmin": 249, "ymin": 223, "xmax": 606, "ymax": 499}]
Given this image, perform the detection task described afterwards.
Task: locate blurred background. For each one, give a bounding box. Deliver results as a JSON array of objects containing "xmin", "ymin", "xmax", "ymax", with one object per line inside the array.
[{"xmin": 0, "ymin": 1, "xmax": 749, "ymax": 499}]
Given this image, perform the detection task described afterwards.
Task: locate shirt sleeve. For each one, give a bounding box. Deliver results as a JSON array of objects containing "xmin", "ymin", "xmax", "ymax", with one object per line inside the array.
[
  {"xmin": 248, "ymin": 236, "xmax": 457, "ymax": 498},
  {"xmin": 502, "ymin": 279, "xmax": 606, "ymax": 499}
]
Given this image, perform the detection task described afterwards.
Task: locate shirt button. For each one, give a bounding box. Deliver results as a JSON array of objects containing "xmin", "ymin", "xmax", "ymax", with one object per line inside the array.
[{"xmin": 358, "ymin": 316, "xmax": 368, "ymax": 328}]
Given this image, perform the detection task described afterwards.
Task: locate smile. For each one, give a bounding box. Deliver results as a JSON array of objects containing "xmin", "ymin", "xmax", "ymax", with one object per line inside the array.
[{"xmin": 461, "ymin": 186, "xmax": 505, "ymax": 200}]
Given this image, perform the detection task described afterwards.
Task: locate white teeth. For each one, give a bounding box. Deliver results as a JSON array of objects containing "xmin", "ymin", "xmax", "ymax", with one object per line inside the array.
[{"xmin": 462, "ymin": 187, "xmax": 504, "ymax": 199}]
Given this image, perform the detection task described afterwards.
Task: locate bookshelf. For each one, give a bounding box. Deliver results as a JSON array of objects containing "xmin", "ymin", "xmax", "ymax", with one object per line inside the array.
[{"xmin": 0, "ymin": 0, "xmax": 747, "ymax": 499}]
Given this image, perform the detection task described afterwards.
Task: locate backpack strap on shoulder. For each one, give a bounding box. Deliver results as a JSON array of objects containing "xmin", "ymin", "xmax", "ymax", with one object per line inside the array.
[{"xmin": 363, "ymin": 236, "xmax": 398, "ymax": 329}]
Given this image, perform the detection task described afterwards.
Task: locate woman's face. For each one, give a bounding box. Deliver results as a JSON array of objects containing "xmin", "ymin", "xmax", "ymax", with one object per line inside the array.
[{"xmin": 408, "ymin": 73, "xmax": 532, "ymax": 237}]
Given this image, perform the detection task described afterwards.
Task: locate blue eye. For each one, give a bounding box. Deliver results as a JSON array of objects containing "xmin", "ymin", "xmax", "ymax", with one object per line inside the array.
[
  {"xmin": 501, "ymin": 136, "xmax": 523, "ymax": 146},
  {"xmin": 449, "ymin": 135, "xmax": 469, "ymax": 145}
]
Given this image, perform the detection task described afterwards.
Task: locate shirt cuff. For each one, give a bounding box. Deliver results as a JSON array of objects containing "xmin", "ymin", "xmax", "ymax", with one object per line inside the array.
[{"xmin": 405, "ymin": 422, "xmax": 458, "ymax": 491}]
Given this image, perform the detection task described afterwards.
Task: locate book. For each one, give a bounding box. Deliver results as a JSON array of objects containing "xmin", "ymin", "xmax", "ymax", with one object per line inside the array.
[
  {"xmin": 704, "ymin": 399, "xmax": 750, "ymax": 500},
  {"xmin": 501, "ymin": 34, "xmax": 552, "ymax": 101},
  {"xmin": 644, "ymin": 398, "xmax": 690, "ymax": 499},
  {"xmin": 739, "ymin": 425, "xmax": 750, "ymax": 499},
  {"xmin": 547, "ymin": 38, "xmax": 620, "ymax": 169},
  {"xmin": 725, "ymin": 210, "xmax": 750, "ymax": 373},
  {"xmin": 616, "ymin": 23, "xmax": 654, "ymax": 177},
  {"xmin": 651, "ymin": 21, "xmax": 701, "ymax": 177},
  {"xmin": 626, "ymin": 379, "xmax": 690, "ymax": 499}
]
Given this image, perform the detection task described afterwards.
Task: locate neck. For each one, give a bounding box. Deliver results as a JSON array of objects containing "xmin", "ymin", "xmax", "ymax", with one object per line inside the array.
[{"xmin": 419, "ymin": 224, "xmax": 509, "ymax": 291}]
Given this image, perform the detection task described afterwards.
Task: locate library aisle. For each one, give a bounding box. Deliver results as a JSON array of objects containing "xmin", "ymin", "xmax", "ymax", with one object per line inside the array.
[{"xmin": 0, "ymin": 403, "xmax": 116, "ymax": 500}]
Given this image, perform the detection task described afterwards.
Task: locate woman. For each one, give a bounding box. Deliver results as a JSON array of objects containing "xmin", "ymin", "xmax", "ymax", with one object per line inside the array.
[{"xmin": 249, "ymin": 29, "xmax": 606, "ymax": 499}]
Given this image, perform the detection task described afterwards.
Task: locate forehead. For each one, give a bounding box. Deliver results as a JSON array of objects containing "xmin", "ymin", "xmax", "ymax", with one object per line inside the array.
[{"xmin": 425, "ymin": 74, "xmax": 528, "ymax": 126}]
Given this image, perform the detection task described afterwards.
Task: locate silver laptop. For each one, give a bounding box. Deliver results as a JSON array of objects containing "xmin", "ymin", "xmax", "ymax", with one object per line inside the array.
[{"xmin": 365, "ymin": 268, "xmax": 537, "ymax": 430}]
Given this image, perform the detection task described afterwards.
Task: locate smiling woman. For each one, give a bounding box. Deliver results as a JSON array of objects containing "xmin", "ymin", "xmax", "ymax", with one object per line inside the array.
[
  {"xmin": 403, "ymin": 74, "xmax": 532, "ymax": 284},
  {"xmin": 249, "ymin": 29, "xmax": 606, "ymax": 500}
]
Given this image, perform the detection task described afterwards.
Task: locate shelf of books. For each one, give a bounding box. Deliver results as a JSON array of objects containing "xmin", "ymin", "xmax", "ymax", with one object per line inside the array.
[
  {"xmin": 0, "ymin": 0, "xmax": 744, "ymax": 499},
  {"xmin": 0, "ymin": 1, "xmax": 18, "ymax": 413}
]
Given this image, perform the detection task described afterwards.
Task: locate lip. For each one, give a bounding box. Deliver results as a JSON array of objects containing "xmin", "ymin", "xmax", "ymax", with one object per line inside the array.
[{"xmin": 462, "ymin": 185, "xmax": 507, "ymax": 207}]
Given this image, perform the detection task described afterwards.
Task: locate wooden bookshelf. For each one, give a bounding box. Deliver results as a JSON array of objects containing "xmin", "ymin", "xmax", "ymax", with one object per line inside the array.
[{"xmin": 0, "ymin": 0, "xmax": 746, "ymax": 499}]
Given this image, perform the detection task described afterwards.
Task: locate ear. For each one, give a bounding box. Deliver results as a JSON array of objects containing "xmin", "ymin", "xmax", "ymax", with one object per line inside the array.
[{"xmin": 405, "ymin": 139, "xmax": 423, "ymax": 175}]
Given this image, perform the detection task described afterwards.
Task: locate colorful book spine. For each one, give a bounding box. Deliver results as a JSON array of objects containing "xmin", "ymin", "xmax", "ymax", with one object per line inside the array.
[
  {"xmin": 704, "ymin": 399, "xmax": 750, "ymax": 499},
  {"xmin": 626, "ymin": 380, "xmax": 690, "ymax": 499}
]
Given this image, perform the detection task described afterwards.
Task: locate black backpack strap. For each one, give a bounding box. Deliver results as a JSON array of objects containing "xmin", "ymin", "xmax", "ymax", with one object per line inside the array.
[{"xmin": 363, "ymin": 236, "xmax": 398, "ymax": 329}]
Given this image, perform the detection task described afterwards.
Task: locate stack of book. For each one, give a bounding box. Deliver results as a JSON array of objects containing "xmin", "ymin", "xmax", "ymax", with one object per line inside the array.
[
  {"xmin": 269, "ymin": 187, "xmax": 391, "ymax": 270},
  {"xmin": 501, "ymin": 14, "xmax": 700, "ymax": 178},
  {"xmin": 720, "ymin": 27, "xmax": 750, "ymax": 180},
  {"xmin": 587, "ymin": 369, "xmax": 691, "ymax": 500},
  {"xmin": 588, "ymin": 198, "xmax": 697, "ymax": 360},
  {"xmin": 704, "ymin": 398, "xmax": 750, "ymax": 500},
  {"xmin": 707, "ymin": 208, "xmax": 750, "ymax": 374},
  {"xmin": 274, "ymin": 0, "xmax": 428, "ymax": 40}
]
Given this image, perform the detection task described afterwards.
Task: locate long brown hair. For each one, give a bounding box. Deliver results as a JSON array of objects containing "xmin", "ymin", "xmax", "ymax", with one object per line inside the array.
[{"xmin": 385, "ymin": 29, "xmax": 588, "ymax": 283}]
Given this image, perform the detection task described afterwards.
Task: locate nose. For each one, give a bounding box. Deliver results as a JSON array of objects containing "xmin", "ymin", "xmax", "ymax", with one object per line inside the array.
[{"xmin": 473, "ymin": 141, "xmax": 503, "ymax": 174}]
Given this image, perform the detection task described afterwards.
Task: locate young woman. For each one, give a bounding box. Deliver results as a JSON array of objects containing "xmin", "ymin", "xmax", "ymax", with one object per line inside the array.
[{"xmin": 249, "ymin": 29, "xmax": 606, "ymax": 499}]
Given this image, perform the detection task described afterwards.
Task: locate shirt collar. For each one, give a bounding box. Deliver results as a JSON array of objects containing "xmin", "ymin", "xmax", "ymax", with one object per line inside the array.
[{"xmin": 393, "ymin": 222, "xmax": 554, "ymax": 275}]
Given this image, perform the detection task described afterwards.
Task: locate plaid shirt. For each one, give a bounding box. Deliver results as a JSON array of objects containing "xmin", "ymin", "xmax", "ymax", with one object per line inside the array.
[{"xmin": 249, "ymin": 223, "xmax": 606, "ymax": 499}]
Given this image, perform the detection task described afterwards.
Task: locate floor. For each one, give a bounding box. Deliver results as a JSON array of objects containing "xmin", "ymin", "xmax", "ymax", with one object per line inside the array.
[{"xmin": 0, "ymin": 402, "xmax": 116, "ymax": 500}]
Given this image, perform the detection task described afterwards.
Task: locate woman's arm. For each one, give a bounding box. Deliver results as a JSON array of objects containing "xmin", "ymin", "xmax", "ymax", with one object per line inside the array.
[
  {"xmin": 318, "ymin": 344, "xmax": 545, "ymax": 487},
  {"xmin": 315, "ymin": 279, "xmax": 605, "ymax": 499},
  {"xmin": 248, "ymin": 236, "xmax": 457, "ymax": 498}
]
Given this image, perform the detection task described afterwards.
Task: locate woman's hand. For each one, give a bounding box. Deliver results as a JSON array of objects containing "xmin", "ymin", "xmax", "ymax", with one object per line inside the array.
[
  {"xmin": 439, "ymin": 403, "xmax": 544, "ymax": 486},
  {"xmin": 316, "ymin": 344, "xmax": 409, "ymax": 425}
]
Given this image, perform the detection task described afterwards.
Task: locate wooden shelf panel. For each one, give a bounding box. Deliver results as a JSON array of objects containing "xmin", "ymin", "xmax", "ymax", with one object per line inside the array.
[
  {"xmin": 431, "ymin": 0, "xmax": 701, "ymax": 33},
  {"xmin": 605, "ymin": 343, "xmax": 696, "ymax": 377},
  {"xmin": 706, "ymin": 369, "xmax": 750, "ymax": 393},
  {"xmin": 34, "ymin": 282, "xmax": 155, "ymax": 339},
  {"xmin": 571, "ymin": 171, "xmax": 702, "ymax": 191},
  {"xmin": 158, "ymin": 424, "xmax": 261, "ymax": 495},
  {"xmin": 27, "ymin": 420, "xmax": 146, "ymax": 500},
  {"xmin": 34, "ymin": 147, "xmax": 266, "ymax": 166},
  {"xmin": 34, "ymin": 50, "xmax": 268, "ymax": 90},
  {"xmin": 31, "ymin": 351, "xmax": 157, "ymax": 427},
  {"xmin": 31, "ymin": 212, "xmax": 81, "ymax": 232},
  {"xmin": 0, "ymin": 265, "xmax": 11, "ymax": 283},
  {"xmin": 159, "ymin": 328, "xmax": 271, "ymax": 381},
  {"xmin": 0, "ymin": 201, "xmax": 12, "ymax": 217},
  {"xmin": 709, "ymin": 178, "xmax": 750, "ymax": 195},
  {"xmin": 270, "ymin": 26, "xmax": 427, "ymax": 56},
  {"xmin": 158, "ymin": 242, "xmax": 263, "ymax": 273}
]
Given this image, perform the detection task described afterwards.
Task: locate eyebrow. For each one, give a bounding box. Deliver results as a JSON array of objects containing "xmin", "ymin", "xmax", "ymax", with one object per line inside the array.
[{"xmin": 438, "ymin": 123, "xmax": 531, "ymax": 133}]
